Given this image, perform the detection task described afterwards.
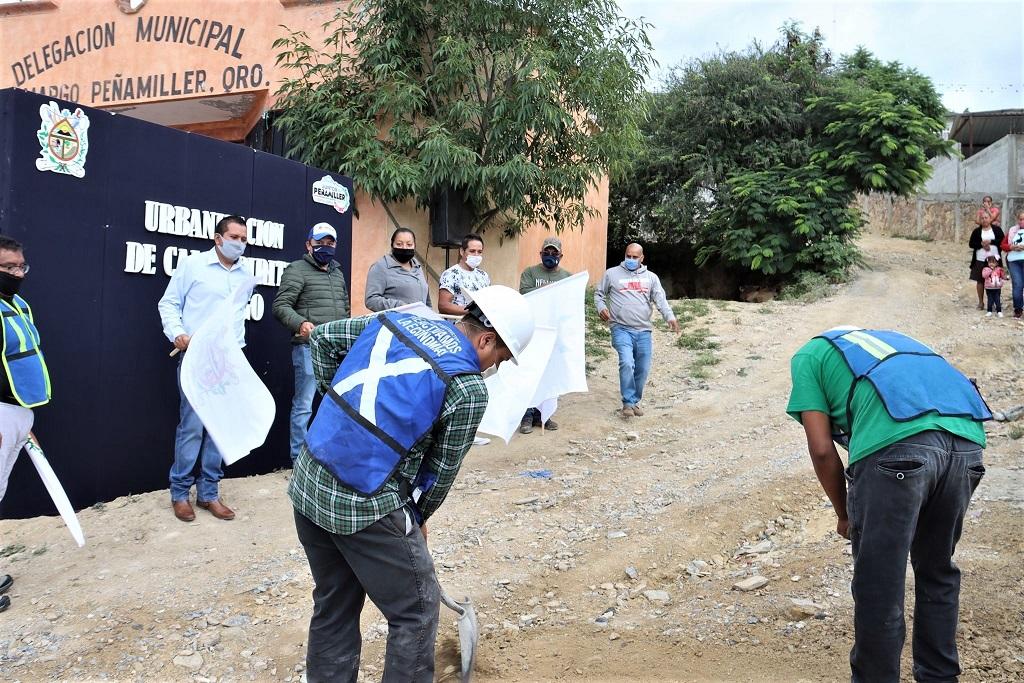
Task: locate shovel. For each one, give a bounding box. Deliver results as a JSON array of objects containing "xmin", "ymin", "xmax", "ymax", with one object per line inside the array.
[{"xmin": 440, "ymin": 589, "xmax": 478, "ymax": 682}]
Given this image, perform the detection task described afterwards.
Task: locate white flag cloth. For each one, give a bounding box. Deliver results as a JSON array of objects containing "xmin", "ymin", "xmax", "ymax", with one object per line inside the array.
[
  {"xmin": 476, "ymin": 327, "xmax": 558, "ymax": 442},
  {"xmin": 477, "ymin": 271, "xmax": 590, "ymax": 442},
  {"xmin": 24, "ymin": 439, "xmax": 85, "ymax": 547},
  {"xmin": 180, "ymin": 276, "xmax": 275, "ymax": 465}
]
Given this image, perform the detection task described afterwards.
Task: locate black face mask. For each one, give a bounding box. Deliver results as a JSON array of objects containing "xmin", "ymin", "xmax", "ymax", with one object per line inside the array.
[
  {"xmin": 0, "ymin": 272, "xmax": 23, "ymax": 297},
  {"xmin": 392, "ymin": 247, "xmax": 416, "ymax": 263}
]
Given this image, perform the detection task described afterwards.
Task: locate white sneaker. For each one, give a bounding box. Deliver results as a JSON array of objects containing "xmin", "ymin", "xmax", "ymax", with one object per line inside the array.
[
  {"xmin": 998, "ymin": 312, "xmax": 1004, "ymax": 318},
  {"xmin": 473, "ymin": 436, "xmax": 490, "ymax": 446},
  {"xmin": 985, "ymin": 312, "xmax": 992, "ymax": 317}
]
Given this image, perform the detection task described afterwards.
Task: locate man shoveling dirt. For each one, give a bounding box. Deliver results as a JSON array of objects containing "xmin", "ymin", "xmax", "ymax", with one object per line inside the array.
[{"xmin": 288, "ymin": 286, "xmax": 534, "ymax": 683}]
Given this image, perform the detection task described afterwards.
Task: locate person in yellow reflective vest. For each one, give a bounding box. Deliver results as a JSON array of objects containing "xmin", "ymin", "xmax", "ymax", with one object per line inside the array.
[{"xmin": 0, "ymin": 235, "xmax": 51, "ymax": 613}]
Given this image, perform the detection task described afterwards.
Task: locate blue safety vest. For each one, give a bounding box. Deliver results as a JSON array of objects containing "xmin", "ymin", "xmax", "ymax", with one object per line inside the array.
[
  {"xmin": 0, "ymin": 295, "xmax": 50, "ymax": 409},
  {"xmin": 305, "ymin": 312, "xmax": 481, "ymax": 495},
  {"xmin": 816, "ymin": 328, "xmax": 991, "ymax": 428},
  {"xmin": 0, "ymin": 294, "xmax": 50, "ymax": 411}
]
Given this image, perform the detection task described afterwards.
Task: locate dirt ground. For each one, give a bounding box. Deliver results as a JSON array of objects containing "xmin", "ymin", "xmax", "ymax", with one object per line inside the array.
[{"xmin": 0, "ymin": 230, "xmax": 1022, "ymax": 682}]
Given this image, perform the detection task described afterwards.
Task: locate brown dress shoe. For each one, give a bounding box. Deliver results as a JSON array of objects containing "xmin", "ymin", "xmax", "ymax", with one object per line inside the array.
[
  {"xmin": 173, "ymin": 499, "xmax": 196, "ymax": 522},
  {"xmin": 197, "ymin": 499, "xmax": 235, "ymax": 520}
]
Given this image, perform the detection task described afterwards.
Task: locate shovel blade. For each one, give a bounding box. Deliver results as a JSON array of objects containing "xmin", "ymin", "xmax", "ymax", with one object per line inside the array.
[{"xmin": 441, "ymin": 591, "xmax": 478, "ymax": 682}]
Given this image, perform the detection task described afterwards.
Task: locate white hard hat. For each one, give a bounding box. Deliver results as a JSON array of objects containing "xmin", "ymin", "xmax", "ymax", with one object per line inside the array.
[{"xmin": 463, "ymin": 285, "xmax": 535, "ymax": 363}]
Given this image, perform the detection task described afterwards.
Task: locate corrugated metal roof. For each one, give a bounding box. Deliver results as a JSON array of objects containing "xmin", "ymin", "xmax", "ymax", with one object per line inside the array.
[{"xmin": 948, "ymin": 109, "xmax": 1024, "ymax": 149}]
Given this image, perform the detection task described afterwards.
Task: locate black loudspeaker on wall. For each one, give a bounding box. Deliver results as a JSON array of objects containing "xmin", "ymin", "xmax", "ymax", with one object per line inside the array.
[{"xmin": 430, "ymin": 186, "xmax": 473, "ymax": 247}]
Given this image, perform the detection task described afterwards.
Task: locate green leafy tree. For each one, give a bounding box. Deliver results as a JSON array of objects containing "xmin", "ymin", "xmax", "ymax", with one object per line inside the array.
[
  {"xmin": 611, "ymin": 25, "xmax": 951, "ymax": 284},
  {"xmin": 274, "ymin": 0, "xmax": 654, "ymax": 236}
]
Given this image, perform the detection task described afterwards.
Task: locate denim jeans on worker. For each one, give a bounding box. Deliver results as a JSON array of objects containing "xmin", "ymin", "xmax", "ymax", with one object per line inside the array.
[
  {"xmin": 845, "ymin": 430, "xmax": 985, "ymax": 683},
  {"xmin": 294, "ymin": 507, "xmax": 440, "ymax": 683},
  {"xmin": 1008, "ymin": 259, "xmax": 1024, "ymax": 313},
  {"xmin": 169, "ymin": 359, "xmax": 224, "ymax": 502},
  {"xmin": 290, "ymin": 344, "xmax": 316, "ymax": 461},
  {"xmin": 610, "ymin": 324, "xmax": 653, "ymax": 407}
]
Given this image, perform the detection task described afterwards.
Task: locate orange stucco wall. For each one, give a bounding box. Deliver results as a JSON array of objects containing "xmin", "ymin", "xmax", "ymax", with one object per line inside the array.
[
  {"xmin": 0, "ymin": 0, "xmax": 345, "ymax": 112},
  {"xmin": 348, "ymin": 181, "xmax": 609, "ymax": 315},
  {"xmin": 2, "ymin": 0, "xmax": 608, "ymax": 306}
]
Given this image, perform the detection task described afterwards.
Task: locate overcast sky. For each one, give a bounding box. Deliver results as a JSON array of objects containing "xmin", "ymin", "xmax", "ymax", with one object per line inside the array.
[{"xmin": 617, "ymin": 0, "xmax": 1023, "ymax": 113}]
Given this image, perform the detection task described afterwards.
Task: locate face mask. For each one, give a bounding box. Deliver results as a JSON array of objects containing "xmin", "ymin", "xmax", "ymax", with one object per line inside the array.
[
  {"xmin": 466, "ymin": 254, "xmax": 483, "ymax": 269},
  {"xmin": 0, "ymin": 272, "xmax": 23, "ymax": 297},
  {"xmin": 541, "ymin": 254, "xmax": 561, "ymax": 269},
  {"xmin": 623, "ymin": 257, "xmax": 640, "ymax": 271},
  {"xmin": 312, "ymin": 245, "xmax": 336, "ymax": 265},
  {"xmin": 219, "ymin": 238, "xmax": 245, "ymax": 262},
  {"xmin": 392, "ymin": 247, "xmax": 415, "ymax": 263}
]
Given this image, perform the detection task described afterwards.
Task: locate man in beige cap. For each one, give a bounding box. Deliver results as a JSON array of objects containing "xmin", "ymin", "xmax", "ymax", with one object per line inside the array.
[{"xmin": 517, "ymin": 236, "xmax": 572, "ymax": 433}]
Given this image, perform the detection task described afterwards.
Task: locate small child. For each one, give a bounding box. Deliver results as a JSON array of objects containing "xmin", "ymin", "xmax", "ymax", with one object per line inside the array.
[{"xmin": 982, "ymin": 255, "xmax": 1005, "ymax": 317}]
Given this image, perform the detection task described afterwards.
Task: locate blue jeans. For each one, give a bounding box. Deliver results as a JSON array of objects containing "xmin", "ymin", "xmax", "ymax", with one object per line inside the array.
[
  {"xmin": 610, "ymin": 325, "xmax": 652, "ymax": 407},
  {"xmin": 291, "ymin": 344, "xmax": 316, "ymax": 461},
  {"xmin": 1008, "ymin": 259, "xmax": 1024, "ymax": 313},
  {"xmin": 169, "ymin": 359, "xmax": 224, "ymax": 502},
  {"xmin": 845, "ymin": 430, "xmax": 985, "ymax": 683}
]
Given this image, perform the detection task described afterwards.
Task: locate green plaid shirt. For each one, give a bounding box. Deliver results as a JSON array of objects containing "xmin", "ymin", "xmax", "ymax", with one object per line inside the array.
[{"xmin": 288, "ymin": 314, "xmax": 489, "ymax": 535}]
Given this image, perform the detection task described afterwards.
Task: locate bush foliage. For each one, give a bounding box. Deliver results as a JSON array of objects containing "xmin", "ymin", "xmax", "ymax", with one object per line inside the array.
[{"xmin": 611, "ymin": 25, "xmax": 952, "ymax": 284}]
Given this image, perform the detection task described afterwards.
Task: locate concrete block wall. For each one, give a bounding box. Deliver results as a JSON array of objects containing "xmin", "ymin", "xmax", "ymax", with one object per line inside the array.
[
  {"xmin": 862, "ymin": 193, "xmax": 1024, "ymax": 244},
  {"xmin": 924, "ymin": 134, "xmax": 1022, "ymax": 197}
]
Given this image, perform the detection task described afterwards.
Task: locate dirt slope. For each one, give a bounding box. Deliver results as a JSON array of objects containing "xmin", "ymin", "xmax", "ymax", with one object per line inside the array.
[{"xmin": 1, "ymin": 231, "xmax": 1022, "ymax": 682}]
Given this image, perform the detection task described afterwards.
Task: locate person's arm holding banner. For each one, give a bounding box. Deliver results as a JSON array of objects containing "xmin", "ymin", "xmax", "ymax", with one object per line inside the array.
[{"xmin": 157, "ymin": 257, "xmax": 191, "ymax": 352}]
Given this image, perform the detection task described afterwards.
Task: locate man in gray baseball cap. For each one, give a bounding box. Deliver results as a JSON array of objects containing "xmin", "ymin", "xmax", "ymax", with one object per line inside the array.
[{"xmin": 517, "ymin": 235, "xmax": 572, "ymax": 433}]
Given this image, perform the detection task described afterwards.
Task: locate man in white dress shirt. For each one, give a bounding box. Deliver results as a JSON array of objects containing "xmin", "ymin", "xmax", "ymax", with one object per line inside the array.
[{"xmin": 157, "ymin": 215, "xmax": 251, "ymax": 522}]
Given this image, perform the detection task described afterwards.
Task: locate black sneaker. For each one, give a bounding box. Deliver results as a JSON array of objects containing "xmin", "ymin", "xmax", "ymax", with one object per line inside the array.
[
  {"xmin": 543, "ymin": 419, "xmax": 559, "ymax": 431},
  {"xmin": 0, "ymin": 595, "xmax": 9, "ymax": 613},
  {"xmin": 0, "ymin": 575, "xmax": 11, "ymax": 595},
  {"xmin": 519, "ymin": 417, "xmax": 534, "ymax": 434}
]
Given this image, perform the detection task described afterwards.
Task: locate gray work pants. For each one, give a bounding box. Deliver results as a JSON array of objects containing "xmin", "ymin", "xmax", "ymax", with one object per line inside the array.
[
  {"xmin": 846, "ymin": 430, "xmax": 985, "ymax": 683},
  {"xmin": 293, "ymin": 507, "xmax": 440, "ymax": 683}
]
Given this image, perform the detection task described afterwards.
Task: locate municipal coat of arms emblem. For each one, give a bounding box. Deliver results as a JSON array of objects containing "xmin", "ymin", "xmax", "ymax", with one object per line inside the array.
[{"xmin": 35, "ymin": 102, "xmax": 90, "ymax": 178}]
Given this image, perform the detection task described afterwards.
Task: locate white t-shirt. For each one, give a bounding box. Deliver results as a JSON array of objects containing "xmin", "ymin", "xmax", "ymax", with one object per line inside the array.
[
  {"xmin": 976, "ymin": 245, "xmax": 999, "ymax": 263},
  {"xmin": 975, "ymin": 228, "xmax": 997, "ymax": 261},
  {"xmin": 438, "ymin": 264, "xmax": 491, "ymax": 307}
]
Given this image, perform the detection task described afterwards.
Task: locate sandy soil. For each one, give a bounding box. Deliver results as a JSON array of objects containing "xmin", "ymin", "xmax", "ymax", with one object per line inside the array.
[{"xmin": 0, "ymin": 230, "xmax": 1022, "ymax": 682}]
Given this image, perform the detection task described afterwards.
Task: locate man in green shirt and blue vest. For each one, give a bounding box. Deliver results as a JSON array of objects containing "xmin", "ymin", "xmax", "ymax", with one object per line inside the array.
[
  {"xmin": 0, "ymin": 235, "xmax": 51, "ymax": 614},
  {"xmin": 787, "ymin": 326, "xmax": 989, "ymax": 683},
  {"xmin": 289, "ymin": 285, "xmax": 535, "ymax": 683}
]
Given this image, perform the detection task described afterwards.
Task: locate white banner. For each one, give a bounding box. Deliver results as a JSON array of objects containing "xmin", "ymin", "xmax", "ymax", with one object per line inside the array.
[
  {"xmin": 478, "ymin": 272, "xmax": 590, "ymax": 442},
  {"xmin": 180, "ymin": 277, "xmax": 275, "ymax": 465},
  {"xmin": 477, "ymin": 327, "xmax": 557, "ymax": 442}
]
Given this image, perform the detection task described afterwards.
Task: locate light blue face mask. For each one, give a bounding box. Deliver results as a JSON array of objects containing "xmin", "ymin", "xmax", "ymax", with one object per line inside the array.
[
  {"xmin": 219, "ymin": 238, "xmax": 246, "ymax": 262},
  {"xmin": 623, "ymin": 257, "xmax": 640, "ymax": 271}
]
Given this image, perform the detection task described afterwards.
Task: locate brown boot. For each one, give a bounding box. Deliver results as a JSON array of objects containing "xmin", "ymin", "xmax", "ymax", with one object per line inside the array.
[
  {"xmin": 172, "ymin": 499, "xmax": 195, "ymax": 522},
  {"xmin": 197, "ymin": 499, "xmax": 235, "ymax": 521}
]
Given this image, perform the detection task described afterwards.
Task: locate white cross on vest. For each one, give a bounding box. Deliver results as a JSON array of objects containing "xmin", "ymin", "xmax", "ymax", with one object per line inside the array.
[{"xmin": 331, "ymin": 326, "xmax": 432, "ymax": 425}]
